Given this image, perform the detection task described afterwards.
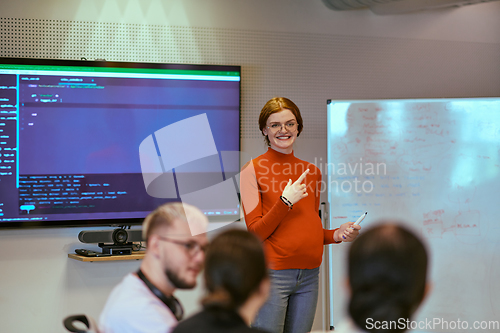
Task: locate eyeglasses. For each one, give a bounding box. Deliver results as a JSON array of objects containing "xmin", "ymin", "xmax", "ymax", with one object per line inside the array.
[
  {"xmin": 156, "ymin": 235, "xmax": 209, "ymax": 257},
  {"xmin": 267, "ymin": 122, "xmax": 298, "ymax": 133}
]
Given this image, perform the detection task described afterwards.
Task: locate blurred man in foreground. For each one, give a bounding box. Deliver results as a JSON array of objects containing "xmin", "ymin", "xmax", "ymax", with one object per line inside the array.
[{"xmin": 99, "ymin": 202, "xmax": 209, "ymax": 333}]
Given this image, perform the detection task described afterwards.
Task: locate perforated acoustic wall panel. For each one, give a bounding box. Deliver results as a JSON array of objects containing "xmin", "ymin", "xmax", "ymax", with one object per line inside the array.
[{"xmin": 1, "ymin": 17, "xmax": 500, "ymax": 141}]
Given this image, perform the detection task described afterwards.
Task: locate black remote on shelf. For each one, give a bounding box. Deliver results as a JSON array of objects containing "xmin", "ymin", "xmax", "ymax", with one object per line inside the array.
[{"xmin": 75, "ymin": 249, "xmax": 112, "ymax": 257}]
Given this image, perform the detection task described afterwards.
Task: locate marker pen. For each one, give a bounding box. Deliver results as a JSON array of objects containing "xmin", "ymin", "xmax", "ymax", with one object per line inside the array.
[{"xmin": 342, "ymin": 212, "xmax": 367, "ymax": 240}]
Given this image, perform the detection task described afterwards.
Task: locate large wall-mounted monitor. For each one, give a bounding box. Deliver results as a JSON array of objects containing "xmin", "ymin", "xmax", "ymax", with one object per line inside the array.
[{"xmin": 0, "ymin": 57, "xmax": 241, "ymax": 228}]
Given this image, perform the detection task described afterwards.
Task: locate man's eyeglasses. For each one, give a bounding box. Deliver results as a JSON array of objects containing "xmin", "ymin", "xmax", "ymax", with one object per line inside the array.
[
  {"xmin": 267, "ymin": 122, "xmax": 298, "ymax": 133},
  {"xmin": 156, "ymin": 235, "xmax": 209, "ymax": 257}
]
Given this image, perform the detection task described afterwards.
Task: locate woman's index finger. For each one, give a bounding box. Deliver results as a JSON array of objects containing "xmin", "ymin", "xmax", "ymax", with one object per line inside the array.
[{"xmin": 295, "ymin": 169, "xmax": 310, "ymax": 184}]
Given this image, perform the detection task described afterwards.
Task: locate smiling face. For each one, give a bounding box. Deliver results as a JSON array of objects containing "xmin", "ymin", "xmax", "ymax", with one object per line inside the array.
[{"xmin": 262, "ymin": 109, "xmax": 298, "ymax": 154}]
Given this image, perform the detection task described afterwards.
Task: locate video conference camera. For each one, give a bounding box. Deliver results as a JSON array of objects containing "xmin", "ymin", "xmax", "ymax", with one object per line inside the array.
[{"xmin": 78, "ymin": 228, "xmax": 143, "ymax": 255}]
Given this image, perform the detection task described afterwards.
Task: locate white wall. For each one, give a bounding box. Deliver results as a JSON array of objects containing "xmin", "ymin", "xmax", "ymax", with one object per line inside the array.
[
  {"xmin": 2, "ymin": 0, "xmax": 500, "ymax": 43},
  {"xmin": 1, "ymin": 0, "xmax": 500, "ymax": 332}
]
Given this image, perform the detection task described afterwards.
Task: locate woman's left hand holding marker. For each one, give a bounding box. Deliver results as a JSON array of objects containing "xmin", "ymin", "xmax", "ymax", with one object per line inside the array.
[{"xmin": 334, "ymin": 222, "xmax": 361, "ymax": 242}]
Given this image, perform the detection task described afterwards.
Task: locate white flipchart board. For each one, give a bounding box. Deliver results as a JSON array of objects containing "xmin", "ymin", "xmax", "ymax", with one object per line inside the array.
[{"xmin": 326, "ymin": 98, "xmax": 500, "ymax": 332}]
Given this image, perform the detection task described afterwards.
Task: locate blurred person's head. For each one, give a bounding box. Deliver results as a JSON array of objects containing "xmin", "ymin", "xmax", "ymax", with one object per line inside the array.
[
  {"xmin": 141, "ymin": 202, "xmax": 209, "ymax": 292},
  {"xmin": 201, "ymin": 229, "xmax": 270, "ymax": 324},
  {"xmin": 348, "ymin": 223, "xmax": 429, "ymax": 333}
]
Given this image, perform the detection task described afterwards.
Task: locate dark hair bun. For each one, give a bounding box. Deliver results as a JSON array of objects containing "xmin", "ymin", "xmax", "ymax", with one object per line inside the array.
[{"xmin": 201, "ymin": 230, "xmax": 268, "ymax": 311}]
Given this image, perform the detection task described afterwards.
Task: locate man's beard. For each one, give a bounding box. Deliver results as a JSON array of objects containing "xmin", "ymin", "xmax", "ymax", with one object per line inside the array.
[{"xmin": 165, "ymin": 268, "xmax": 196, "ymax": 289}]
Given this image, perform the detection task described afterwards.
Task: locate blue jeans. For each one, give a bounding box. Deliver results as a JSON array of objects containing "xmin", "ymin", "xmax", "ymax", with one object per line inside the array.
[{"xmin": 252, "ymin": 267, "xmax": 320, "ymax": 333}]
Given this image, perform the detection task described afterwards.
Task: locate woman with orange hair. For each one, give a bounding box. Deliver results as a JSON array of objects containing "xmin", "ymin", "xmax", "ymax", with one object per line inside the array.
[{"xmin": 240, "ymin": 97, "xmax": 360, "ymax": 333}]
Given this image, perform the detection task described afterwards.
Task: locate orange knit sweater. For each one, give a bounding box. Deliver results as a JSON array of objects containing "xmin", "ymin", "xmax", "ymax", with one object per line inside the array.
[{"xmin": 240, "ymin": 148, "xmax": 339, "ymax": 270}]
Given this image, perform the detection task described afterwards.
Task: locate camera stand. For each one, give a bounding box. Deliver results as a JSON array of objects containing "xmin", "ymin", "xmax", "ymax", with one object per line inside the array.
[{"xmin": 99, "ymin": 243, "xmax": 134, "ymax": 255}]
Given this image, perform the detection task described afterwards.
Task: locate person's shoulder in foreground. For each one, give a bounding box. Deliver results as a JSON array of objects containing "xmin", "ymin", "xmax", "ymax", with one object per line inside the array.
[
  {"xmin": 310, "ymin": 319, "xmax": 365, "ymax": 333},
  {"xmin": 173, "ymin": 308, "xmax": 270, "ymax": 333},
  {"xmin": 99, "ymin": 273, "xmax": 177, "ymax": 333}
]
